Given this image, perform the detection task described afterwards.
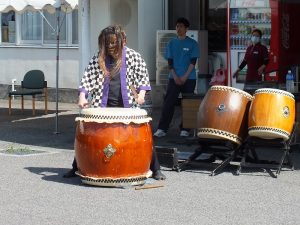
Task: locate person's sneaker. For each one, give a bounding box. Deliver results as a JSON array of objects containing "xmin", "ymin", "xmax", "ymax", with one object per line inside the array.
[
  {"xmin": 180, "ymin": 130, "xmax": 189, "ymax": 137},
  {"xmin": 63, "ymin": 168, "xmax": 77, "ymax": 178},
  {"xmin": 152, "ymin": 170, "xmax": 166, "ymax": 180},
  {"xmin": 153, "ymin": 129, "xmax": 166, "ymax": 137}
]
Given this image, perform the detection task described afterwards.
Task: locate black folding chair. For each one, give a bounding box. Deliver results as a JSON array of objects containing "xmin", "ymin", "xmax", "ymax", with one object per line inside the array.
[{"xmin": 8, "ymin": 70, "xmax": 48, "ymax": 116}]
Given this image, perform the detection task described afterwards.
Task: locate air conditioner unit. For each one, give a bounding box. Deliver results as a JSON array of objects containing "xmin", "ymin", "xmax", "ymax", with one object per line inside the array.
[
  {"xmin": 156, "ymin": 64, "xmax": 169, "ymax": 86},
  {"xmin": 156, "ymin": 30, "xmax": 199, "ymax": 86}
]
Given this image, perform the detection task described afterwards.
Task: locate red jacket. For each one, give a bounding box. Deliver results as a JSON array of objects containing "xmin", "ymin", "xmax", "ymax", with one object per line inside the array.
[{"xmin": 239, "ymin": 43, "xmax": 269, "ymax": 82}]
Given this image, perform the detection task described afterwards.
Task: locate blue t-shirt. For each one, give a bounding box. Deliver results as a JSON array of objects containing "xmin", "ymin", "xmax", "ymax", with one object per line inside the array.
[{"xmin": 165, "ymin": 36, "xmax": 200, "ymax": 80}]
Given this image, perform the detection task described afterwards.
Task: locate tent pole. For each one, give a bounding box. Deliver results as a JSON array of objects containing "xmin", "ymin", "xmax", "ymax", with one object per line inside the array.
[{"xmin": 54, "ymin": 6, "xmax": 61, "ymax": 134}]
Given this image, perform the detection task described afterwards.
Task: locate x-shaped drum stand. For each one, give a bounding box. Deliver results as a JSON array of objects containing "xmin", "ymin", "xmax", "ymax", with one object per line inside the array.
[
  {"xmin": 236, "ymin": 123, "xmax": 298, "ymax": 178},
  {"xmin": 177, "ymin": 138, "xmax": 241, "ymax": 176}
]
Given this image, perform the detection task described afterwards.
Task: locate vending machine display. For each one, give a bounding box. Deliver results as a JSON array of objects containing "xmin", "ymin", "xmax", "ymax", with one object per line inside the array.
[
  {"xmin": 228, "ymin": 0, "xmax": 300, "ymax": 90},
  {"xmin": 230, "ymin": 8, "xmax": 271, "ymax": 50}
]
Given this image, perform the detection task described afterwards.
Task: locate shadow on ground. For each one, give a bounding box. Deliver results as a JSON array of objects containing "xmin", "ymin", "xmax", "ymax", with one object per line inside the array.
[
  {"xmin": 24, "ymin": 166, "xmax": 82, "ymax": 186},
  {"xmin": 0, "ymin": 108, "xmax": 77, "ymax": 150}
]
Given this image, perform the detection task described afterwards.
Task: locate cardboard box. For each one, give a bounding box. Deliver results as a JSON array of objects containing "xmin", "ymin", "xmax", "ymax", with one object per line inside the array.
[{"xmin": 182, "ymin": 98, "xmax": 202, "ymax": 129}]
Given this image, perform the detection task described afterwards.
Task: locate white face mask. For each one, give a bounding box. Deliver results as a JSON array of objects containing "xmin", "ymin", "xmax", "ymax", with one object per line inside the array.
[{"xmin": 251, "ymin": 36, "xmax": 260, "ymax": 44}]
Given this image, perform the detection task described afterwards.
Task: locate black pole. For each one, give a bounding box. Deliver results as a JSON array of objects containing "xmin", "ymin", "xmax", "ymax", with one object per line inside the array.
[{"xmin": 54, "ymin": 6, "xmax": 61, "ymax": 134}]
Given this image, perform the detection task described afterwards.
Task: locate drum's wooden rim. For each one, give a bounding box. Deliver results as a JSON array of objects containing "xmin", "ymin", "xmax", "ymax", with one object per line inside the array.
[
  {"xmin": 76, "ymin": 171, "xmax": 151, "ymax": 187},
  {"xmin": 210, "ymin": 85, "xmax": 253, "ymax": 100},
  {"xmin": 197, "ymin": 128, "xmax": 242, "ymax": 145},
  {"xmin": 254, "ymin": 88, "xmax": 295, "ymax": 99},
  {"xmin": 248, "ymin": 126, "xmax": 290, "ymax": 141}
]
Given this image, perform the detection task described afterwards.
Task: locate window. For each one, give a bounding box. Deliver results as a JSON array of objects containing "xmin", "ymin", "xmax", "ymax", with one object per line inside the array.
[
  {"xmin": 167, "ymin": 0, "xmax": 227, "ymax": 52},
  {"xmin": 1, "ymin": 11, "xmax": 15, "ymax": 43},
  {"xmin": 43, "ymin": 10, "xmax": 66, "ymax": 44},
  {"xmin": 21, "ymin": 11, "xmax": 42, "ymax": 42},
  {"xmin": 206, "ymin": 0, "xmax": 227, "ymax": 51},
  {"xmin": 72, "ymin": 10, "xmax": 78, "ymax": 44},
  {"xmin": 1, "ymin": 9, "xmax": 78, "ymax": 46}
]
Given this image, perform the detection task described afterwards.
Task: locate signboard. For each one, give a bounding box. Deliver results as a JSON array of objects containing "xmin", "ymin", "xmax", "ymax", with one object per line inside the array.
[{"xmin": 230, "ymin": 0, "xmax": 269, "ymax": 8}]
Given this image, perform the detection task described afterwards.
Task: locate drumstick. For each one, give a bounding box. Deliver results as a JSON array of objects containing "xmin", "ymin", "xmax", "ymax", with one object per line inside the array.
[
  {"xmin": 130, "ymin": 85, "xmax": 139, "ymax": 99},
  {"xmin": 135, "ymin": 182, "xmax": 165, "ymax": 190}
]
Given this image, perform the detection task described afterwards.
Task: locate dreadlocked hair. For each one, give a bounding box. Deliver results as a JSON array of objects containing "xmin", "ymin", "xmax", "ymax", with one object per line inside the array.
[{"xmin": 98, "ymin": 25, "xmax": 125, "ymax": 77}]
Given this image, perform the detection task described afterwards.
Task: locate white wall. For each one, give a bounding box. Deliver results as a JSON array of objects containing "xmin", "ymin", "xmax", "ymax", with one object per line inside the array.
[
  {"xmin": 138, "ymin": 0, "xmax": 164, "ymax": 81},
  {"xmin": 89, "ymin": 0, "xmax": 110, "ymax": 56},
  {"xmin": 0, "ymin": 47, "xmax": 79, "ymax": 89},
  {"xmin": 110, "ymin": 0, "xmax": 138, "ymax": 50},
  {"xmin": 88, "ymin": 0, "xmax": 164, "ymax": 81},
  {"xmin": 89, "ymin": 0, "xmax": 139, "ymax": 53}
]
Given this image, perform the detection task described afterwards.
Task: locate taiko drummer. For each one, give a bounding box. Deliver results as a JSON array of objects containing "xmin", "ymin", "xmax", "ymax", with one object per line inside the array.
[{"xmin": 64, "ymin": 24, "xmax": 166, "ymax": 180}]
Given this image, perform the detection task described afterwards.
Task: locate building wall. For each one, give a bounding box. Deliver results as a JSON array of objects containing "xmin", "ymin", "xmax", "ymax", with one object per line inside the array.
[
  {"xmin": 0, "ymin": 47, "xmax": 79, "ymax": 89},
  {"xmin": 138, "ymin": 0, "xmax": 164, "ymax": 81},
  {"xmin": 89, "ymin": 0, "xmax": 164, "ymax": 81}
]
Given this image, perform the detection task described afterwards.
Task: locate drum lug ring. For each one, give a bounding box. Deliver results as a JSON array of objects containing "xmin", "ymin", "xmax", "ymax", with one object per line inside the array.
[
  {"xmin": 103, "ymin": 144, "xmax": 116, "ymax": 159},
  {"xmin": 282, "ymin": 106, "xmax": 290, "ymax": 118}
]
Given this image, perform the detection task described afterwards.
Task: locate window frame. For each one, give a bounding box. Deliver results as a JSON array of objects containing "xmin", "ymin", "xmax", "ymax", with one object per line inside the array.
[{"xmin": 0, "ymin": 9, "xmax": 78, "ymax": 47}]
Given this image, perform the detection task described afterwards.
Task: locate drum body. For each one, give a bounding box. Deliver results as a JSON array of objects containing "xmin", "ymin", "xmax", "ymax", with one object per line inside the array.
[
  {"xmin": 197, "ymin": 85, "xmax": 253, "ymax": 145},
  {"xmin": 248, "ymin": 88, "xmax": 295, "ymax": 140},
  {"xmin": 75, "ymin": 108, "xmax": 153, "ymax": 187}
]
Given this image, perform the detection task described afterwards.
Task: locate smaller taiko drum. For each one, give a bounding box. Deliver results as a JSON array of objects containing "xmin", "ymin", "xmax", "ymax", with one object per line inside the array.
[
  {"xmin": 248, "ymin": 88, "xmax": 295, "ymax": 140},
  {"xmin": 74, "ymin": 108, "xmax": 153, "ymax": 187},
  {"xmin": 197, "ymin": 85, "xmax": 253, "ymax": 145}
]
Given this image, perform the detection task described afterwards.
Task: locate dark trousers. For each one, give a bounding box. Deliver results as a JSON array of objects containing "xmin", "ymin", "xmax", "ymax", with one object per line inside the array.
[
  {"xmin": 72, "ymin": 148, "xmax": 161, "ymax": 172},
  {"xmin": 157, "ymin": 79, "xmax": 196, "ymax": 132}
]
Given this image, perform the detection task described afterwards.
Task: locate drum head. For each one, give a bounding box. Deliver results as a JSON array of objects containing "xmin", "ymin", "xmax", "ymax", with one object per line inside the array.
[
  {"xmin": 210, "ymin": 85, "xmax": 253, "ymax": 100},
  {"xmin": 254, "ymin": 88, "xmax": 295, "ymax": 99},
  {"xmin": 76, "ymin": 107, "xmax": 152, "ymax": 124}
]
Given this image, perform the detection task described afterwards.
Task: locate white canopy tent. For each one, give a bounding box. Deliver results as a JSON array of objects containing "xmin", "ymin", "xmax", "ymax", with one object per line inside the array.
[
  {"xmin": 0, "ymin": 0, "xmax": 78, "ymax": 134},
  {"xmin": 0, "ymin": 0, "xmax": 78, "ymax": 13}
]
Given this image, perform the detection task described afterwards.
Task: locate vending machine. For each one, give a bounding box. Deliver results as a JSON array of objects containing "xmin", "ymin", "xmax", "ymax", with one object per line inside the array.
[{"xmin": 227, "ymin": 0, "xmax": 300, "ymax": 90}]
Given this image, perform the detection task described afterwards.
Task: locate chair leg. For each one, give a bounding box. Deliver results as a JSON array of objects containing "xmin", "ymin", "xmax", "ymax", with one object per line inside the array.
[
  {"xmin": 32, "ymin": 95, "xmax": 36, "ymax": 116},
  {"xmin": 21, "ymin": 96, "xmax": 24, "ymax": 113},
  {"xmin": 44, "ymin": 88, "xmax": 48, "ymax": 114},
  {"xmin": 8, "ymin": 96, "xmax": 12, "ymax": 115}
]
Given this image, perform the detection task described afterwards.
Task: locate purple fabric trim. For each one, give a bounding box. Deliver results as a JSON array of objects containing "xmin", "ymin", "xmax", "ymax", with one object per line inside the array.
[
  {"xmin": 78, "ymin": 88, "xmax": 88, "ymax": 98},
  {"xmin": 100, "ymin": 58, "xmax": 111, "ymax": 107},
  {"xmin": 137, "ymin": 86, "xmax": 151, "ymax": 92},
  {"xmin": 120, "ymin": 47, "xmax": 130, "ymax": 107},
  {"xmin": 101, "ymin": 76, "xmax": 110, "ymax": 107}
]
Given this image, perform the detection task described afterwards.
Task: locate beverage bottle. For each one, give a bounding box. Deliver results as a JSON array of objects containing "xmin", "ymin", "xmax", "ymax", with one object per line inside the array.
[{"xmin": 286, "ymin": 70, "xmax": 294, "ymax": 93}]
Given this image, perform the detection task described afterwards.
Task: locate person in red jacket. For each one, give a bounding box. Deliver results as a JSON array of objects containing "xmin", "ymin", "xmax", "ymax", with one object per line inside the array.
[{"xmin": 233, "ymin": 29, "xmax": 269, "ymax": 84}]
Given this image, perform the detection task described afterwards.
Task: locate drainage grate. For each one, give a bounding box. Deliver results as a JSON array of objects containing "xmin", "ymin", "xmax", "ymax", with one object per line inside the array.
[{"xmin": 0, "ymin": 148, "xmax": 46, "ymax": 156}]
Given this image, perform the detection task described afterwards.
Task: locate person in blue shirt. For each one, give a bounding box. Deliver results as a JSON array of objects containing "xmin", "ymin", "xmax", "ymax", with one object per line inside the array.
[{"xmin": 154, "ymin": 17, "xmax": 200, "ymax": 137}]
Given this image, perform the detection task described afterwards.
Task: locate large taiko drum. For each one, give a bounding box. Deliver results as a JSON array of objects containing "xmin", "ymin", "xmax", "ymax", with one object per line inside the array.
[
  {"xmin": 248, "ymin": 88, "xmax": 295, "ymax": 140},
  {"xmin": 197, "ymin": 85, "xmax": 253, "ymax": 145},
  {"xmin": 74, "ymin": 108, "xmax": 153, "ymax": 187}
]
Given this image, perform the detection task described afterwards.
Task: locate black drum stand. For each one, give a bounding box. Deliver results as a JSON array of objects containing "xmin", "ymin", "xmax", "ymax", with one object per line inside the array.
[
  {"xmin": 236, "ymin": 123, "xmax": 298, "ymax": 178},
  {"xmin": 177, "ymin": 138, "xmax": 241, "ymax": 176}
]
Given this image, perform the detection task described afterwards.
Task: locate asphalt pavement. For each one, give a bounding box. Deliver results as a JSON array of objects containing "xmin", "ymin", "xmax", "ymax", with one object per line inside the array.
[{"xmin": 1, "ymin": 99, "xmax": 300, "ymax": 225}]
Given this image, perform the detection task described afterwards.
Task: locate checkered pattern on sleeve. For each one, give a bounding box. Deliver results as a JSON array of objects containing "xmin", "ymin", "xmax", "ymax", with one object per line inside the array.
[
  {"xmin": 79, "ymin": 49, "xmax": 151, "ymax": 108},
  {"xmin": 125, "ymin": 48, "xmax": 151, "ymax": 106},
  {"xmin": 79, "ymin": 54, "xmax": 105, "ymax": 107}
]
